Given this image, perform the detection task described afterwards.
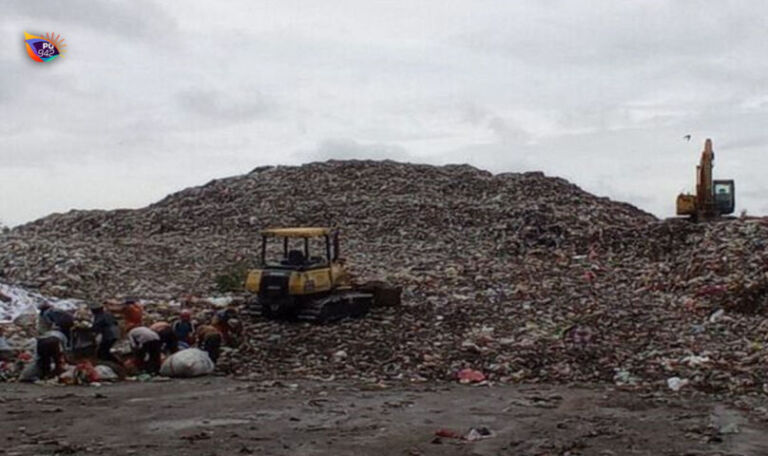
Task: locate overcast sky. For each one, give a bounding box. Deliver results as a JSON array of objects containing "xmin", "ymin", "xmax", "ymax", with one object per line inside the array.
[{"xmin": 2, "ymin": 0, "xmax": 768, "ymax": 226}]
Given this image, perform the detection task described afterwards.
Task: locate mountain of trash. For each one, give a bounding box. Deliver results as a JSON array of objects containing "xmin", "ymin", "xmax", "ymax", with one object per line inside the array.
[
  {"xmin": 0, "ymin": 160, "xmax": 656, "ymax": 300},
  {"xmin": 2, "ymin": 160, "xmax": 768, "ymax": 393}
]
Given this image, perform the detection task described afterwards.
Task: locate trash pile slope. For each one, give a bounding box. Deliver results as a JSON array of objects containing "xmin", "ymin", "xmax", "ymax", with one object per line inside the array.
[{"xmin": 0, "ymin": 160, "xmax": 655, "ymax": 300}]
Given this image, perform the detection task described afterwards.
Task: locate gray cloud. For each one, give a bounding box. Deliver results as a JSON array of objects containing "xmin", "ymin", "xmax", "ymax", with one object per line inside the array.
[
  {"xmin": 4, "ymin": 0, "xmax": 177, "ymax": 38},
  {"xmin": 175, "ymin": 89, "xmax": 274, "ymax": 123},
  {"xmin": 458, "ymin": 103, "xmax": 530, "ymax": 142}
]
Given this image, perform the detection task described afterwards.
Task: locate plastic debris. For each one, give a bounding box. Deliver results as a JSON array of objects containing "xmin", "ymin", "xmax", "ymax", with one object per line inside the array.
[
  {"xmin": 718, "ymin": 422, "xmax": 740, "ymax": 435},
  {"xmin": 667, "ymin": 377, "xmax": 689, "ymax": 392},
  {"xmin": 465, "ymin": 427, "xmax": 495, "ymax": 441},
  {"xmin": 94, "ymin": 365, "xmax": 119, "ymax": 381},
  {"xmin": 709, "ymin": 309, "xmax": 725, "ymax": 323},
  {"xmin": 434, "ymin": 427, "xmax": 494, "ymax": 442},
  {"xmin": 434, "ymin": 429, "xmax": 462, "ymax": 440},
  {"xmin": 0, "ymin": 283, "xmax": 80, "ymax": 323},
  {"xmin": 613, "ymin": 369, "xmax": 639, "ymax": 386},
  {"xmin": 682, "ymin": 355, "xmax": 711, "ymax": 367},
  {"xmin": 457, "ymin": 368, "xmax": 486, "ymax": 384}
]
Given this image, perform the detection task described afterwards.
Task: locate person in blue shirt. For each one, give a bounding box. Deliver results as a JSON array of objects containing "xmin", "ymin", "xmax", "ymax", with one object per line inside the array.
[{"xmin": 171, "ymin": 309, "xmax": 196, "ymax": 349}]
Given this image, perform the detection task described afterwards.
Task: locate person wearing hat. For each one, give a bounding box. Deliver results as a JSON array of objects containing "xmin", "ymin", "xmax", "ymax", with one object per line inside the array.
[
  {"xmin": 37, "ymin": 303, "xmax": 75, "ymax": 346},
  {"xmin": 172, "ymin": 309, "xmax": 196, "ymax": 349},
  {"xmin": 89, "ymin": 302, "xmax": 120, "ymax": 363}
]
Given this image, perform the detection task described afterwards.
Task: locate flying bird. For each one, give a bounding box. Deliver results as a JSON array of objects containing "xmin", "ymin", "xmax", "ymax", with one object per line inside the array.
[{"xmin": 683, "ymin": 134, "xmax": 691, "ymax": 141}]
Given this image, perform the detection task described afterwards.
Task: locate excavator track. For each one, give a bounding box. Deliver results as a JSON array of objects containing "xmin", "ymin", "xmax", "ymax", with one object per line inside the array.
[{"xmin": 297, "ymin": 291, "xmax": 374, "ymax": 323}]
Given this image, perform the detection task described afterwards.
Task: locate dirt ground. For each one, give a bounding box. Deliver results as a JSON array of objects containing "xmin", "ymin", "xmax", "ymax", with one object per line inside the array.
[{"xmin": 2, "ymin": 378, "xmax": 768, "ymax": 456}]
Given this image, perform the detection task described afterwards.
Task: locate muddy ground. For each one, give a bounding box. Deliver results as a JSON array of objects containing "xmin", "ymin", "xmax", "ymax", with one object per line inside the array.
[{"xmin": 2, "ymin": 378, "xmax": 768, "ymax": 456}]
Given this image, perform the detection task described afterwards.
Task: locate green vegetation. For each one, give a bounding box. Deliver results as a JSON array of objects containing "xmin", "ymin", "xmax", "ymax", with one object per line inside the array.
[{"xmin": 214, "ymin": 261, "xmax": 252, "ymax": 293}]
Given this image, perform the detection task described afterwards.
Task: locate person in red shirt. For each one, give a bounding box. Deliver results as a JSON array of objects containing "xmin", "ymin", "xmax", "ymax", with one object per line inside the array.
[{"xmin": 121, "ymin": 298, "xmax": 143, "ymax": 334}]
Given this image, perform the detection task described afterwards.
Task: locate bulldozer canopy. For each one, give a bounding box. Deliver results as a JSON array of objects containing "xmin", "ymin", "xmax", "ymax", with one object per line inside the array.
[{"xmin": 260, "ymin": 227, "xmax": 331, "ymax": 238}]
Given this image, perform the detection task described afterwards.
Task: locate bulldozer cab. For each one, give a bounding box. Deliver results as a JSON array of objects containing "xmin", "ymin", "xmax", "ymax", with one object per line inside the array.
[
  {"xmin": 259, "ymin": 227, "xmax": 340, "ymax": 270},
  {"xmin": 245, "ymin": 227, "xmax": 370, "ymax": 322}
]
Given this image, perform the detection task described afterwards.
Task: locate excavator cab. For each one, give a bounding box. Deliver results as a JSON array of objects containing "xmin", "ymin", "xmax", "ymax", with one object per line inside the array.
[
  {"xmin": 713, "ymin": 180, "xmax": 735, "ymax": 215},
  {"xmin": 244, "ymin": 227, "xmax": 372, "ymax": 322}
]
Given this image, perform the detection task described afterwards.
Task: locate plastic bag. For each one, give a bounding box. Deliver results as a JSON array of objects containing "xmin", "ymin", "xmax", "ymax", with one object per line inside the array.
[
  {"xmin": 159, "ymin": 348, "xmax": 214, "ymax": 377},
  {"xmin": 94, "ymin": 365, "xmax": 119, "ymax": 381}
]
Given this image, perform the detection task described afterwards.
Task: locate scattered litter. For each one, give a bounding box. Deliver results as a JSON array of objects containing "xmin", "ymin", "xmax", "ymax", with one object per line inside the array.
[
  {"xmin": 613, "ymin": 369, "xmax": 639, "ymax": 386},
  {"xmin": 709, "ymin": 309, "xmax": 725, "ymax": 323},
  {"xmin": 465, "ymin": 427, "xmax": 495, "ymax": 441},
  {"xmin": 434, "ymin": 426, "xmax": 495, "ymax": 442},
  {"xmin": 0, "ymin": 283, "xmax": 79, "ymax": 323},
  {"xmin": 667, "ymin": 377, "xmax": 689, "ymax": 392},
  {"xmin": 94, "ymin": 365, "xmax": 119, "ymax": 381},
  {"xmin": 718, "ymin": 422, "xmax": 740, "ymax": 435},
  {"xmin": 434, "ymin": 429, "xmax": 462, "ymax": 440},
  {"xmin": 682, "ymin": 355, "xmax": 711, "ymax": 368},
  {"xmin": 457, "ymin": 368, "xmax": 486, "ymax": 384}
]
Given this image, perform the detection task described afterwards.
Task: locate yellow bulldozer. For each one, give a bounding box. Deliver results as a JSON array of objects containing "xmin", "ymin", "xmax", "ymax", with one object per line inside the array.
[
  {"xmin": 243, "ymin": 227, "xmax": 374, "ymax": 322},
  {"xmin": 676, "ymin": 138, "xmax": 735, "ymax": 221}
]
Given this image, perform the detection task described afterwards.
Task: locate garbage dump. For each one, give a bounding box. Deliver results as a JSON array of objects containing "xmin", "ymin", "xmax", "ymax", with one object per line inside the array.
[{"xmin": 0, "ymin": 160, "xmax": 767, "ymax": 394}]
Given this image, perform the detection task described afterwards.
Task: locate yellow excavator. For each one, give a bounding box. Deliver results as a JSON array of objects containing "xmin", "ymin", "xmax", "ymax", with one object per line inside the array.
[
  {"xmin": 676, "ymin": 138, "xmax": 735, "ymax": 221},
  {"xmin": 243, "ymin": 227, "xmax": 374, "ymax": 322}
]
